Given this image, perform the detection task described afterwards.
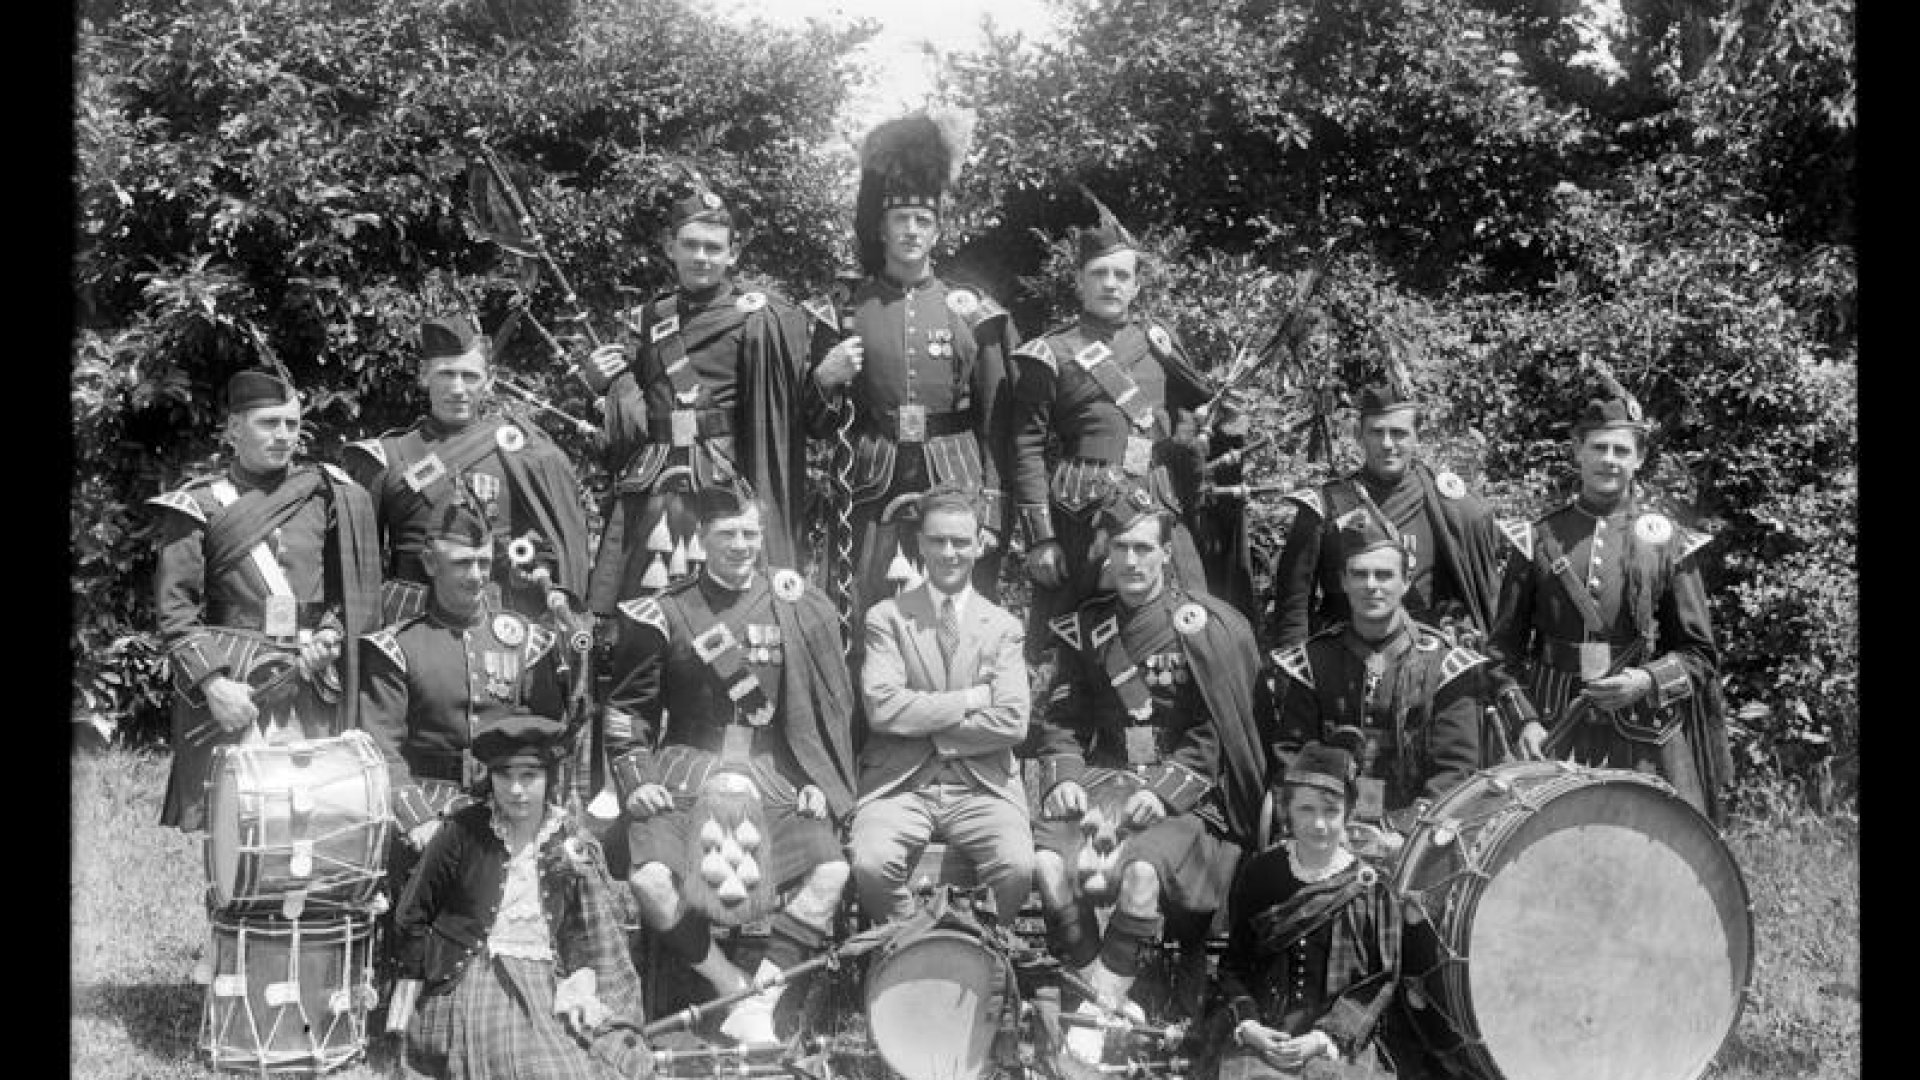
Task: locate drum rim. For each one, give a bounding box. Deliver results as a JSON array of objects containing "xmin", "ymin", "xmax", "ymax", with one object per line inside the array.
[
  {"xmin": 863, "ymin": 926, "xmax": 1005, "ymax": 1080},
  {"xmin": 1394, "ymin": 763, "xmax": 1755, "ymax": 1079}
]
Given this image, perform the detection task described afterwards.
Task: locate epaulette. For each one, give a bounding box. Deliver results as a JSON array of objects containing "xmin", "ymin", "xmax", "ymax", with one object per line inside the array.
[
  {"xmin": 524, "ymin": 622, "xmax": 557, "ymax": 665},
  {"xmin": 1047, "ymin": 612, "xmax": 1083, "ymax": 651},
  {"xmin": 772, "ymin": 569, "xmax": 806, "ymax": 603},
  {"xmin": 1497, "ymin": 519, "xmax": 1534, "ymax": 561},
  {"xmin": 617, "ymin": 596, "xmax": 668, "ymax": 637},
  {"xmin": 146, "ymin": 487, "xmax": 208, "ymax": 525},
  {"xmin": 1283, "ymin": 488, "xmax": 1325, "ymax": 519},
  {"xmin": 1674, "ymin": 524, "xmax": 1712, "ymax": 563},
  {"xmin": 1272, "ymin": 644, "xmax": 1314, "ymax": 689},
  {"xmin": 801, "ymin": 297, "xmax": 837, "ymax": 331},
  {"xmin": 1438, "ymin": 644, "xmax": 1489, "ymax": 687},
  {"xmin": 341, "ymin": 438, "xmax": 386, "ymax": 469},
  {"xmin": 363, "ymin": 628, "xmax": 405, "ymax": 672},
  {"xmin": 1014, "ymin": 338, "xmax": 1058, "ymax": 372},
  {"xmin": 318, "ymin": 462, "xmax": 354, "ymax": 486}
]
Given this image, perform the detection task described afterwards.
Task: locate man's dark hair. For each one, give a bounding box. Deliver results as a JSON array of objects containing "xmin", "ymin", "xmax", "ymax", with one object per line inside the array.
[{"xmin": 916, "ymin": 486, "xmax": 979, "ymax": 530}]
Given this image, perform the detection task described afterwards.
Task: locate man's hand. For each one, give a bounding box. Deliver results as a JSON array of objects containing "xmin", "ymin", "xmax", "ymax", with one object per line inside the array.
[
  {"xmin": 1515, "ymin": 720, "xmax": 1550, "ymax": 760},
  {"xmin": 1236, "ymin": 1021, "xmax": 1290, "ymax": 1064},
  {"xmin": 1026, "ymin": 540, "xmax": 1066, "ymax": 590},
  {"xmin": 579, "ymin": 343, "xmax": 628, "ymax": 395},
  {"xmin": 1264, "ymin": 1030, "xmax": 1336, "ymax": 1069},
  {"xmin": 204, "ymin": 677, "xmax": 258, "ymax": 733},
  {"xmin": 1042, "ymin": 780, "xmax": 1087, "ymax": 820},
  {"xmin": 795, "ymin": 785, "xmax": 828, "ymax": 819},
  {"xmin": 407, "ymin": 819, "xmax": 442, "ymax": 851},
  {"xmin": 297, "ymin": 629, "xmax": 341, "ymax": 681},
  {"xmin": 812, "ymin": 338, "xmax": 863, "ymax": 390},
  {"xmin": 625, "ymin": 783, "xmax": 674, "ymax": 819},
  {"xmin": 1121, "ymin": 789, "xmax": 1167, "ymax": 829},
  {"xmin": 1582, "ymin": 668, "xmax": 1655, "ymax": 712}
]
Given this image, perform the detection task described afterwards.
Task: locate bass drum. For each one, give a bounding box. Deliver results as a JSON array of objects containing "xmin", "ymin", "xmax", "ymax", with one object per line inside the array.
[
  {"xmin": 865, "ymin": 924, "xmax": 1013, "ymax": 1080},
  {"xmin": 205, "ymin": 730, "xmax": 394, "ymax": 917},
  {"xmin": 1391, "ymin": 762, "xmax": 1752, "ymax": 1080}
]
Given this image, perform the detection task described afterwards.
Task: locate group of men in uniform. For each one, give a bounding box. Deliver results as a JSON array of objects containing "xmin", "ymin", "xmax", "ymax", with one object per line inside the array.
[{"xmin": 149, "ymin": 106, "xmax": 1733, "ymax": 1059}]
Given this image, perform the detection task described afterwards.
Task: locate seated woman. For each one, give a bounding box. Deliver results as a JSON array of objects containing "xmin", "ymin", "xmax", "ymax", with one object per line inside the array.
[
  {"xmin": 1213, "ymin": 737, "xmax": 1403, "ymax": 1079},
  {"xmin": 389, "ymin": 710, "xmax": 653, "ymax": 1080}
]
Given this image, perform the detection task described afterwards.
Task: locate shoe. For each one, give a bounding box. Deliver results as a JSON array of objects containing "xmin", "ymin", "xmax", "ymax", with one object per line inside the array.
[
  {"xmin": 718, "ymin": 959, "xmax": 781, "ymax": 1045},
  {"xmin": 1063, "ymin": 1001, "xmax": 1108, "ymax": 1065}
]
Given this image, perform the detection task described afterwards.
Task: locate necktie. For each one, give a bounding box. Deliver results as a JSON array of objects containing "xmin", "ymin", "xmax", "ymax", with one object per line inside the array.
[{"xmin": 938, "ymin": 594, "xmax": 960, "ymax": 669}]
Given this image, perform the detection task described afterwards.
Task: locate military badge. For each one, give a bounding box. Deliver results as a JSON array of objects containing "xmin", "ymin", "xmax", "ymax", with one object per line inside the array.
[
  {"xmin": 1435, "ymin": 471, "xmax": 1466, "ymax": 499},
  {"xmin": 1634, "ymin": 513, "xmax": 1674, "ymax": 545},
  {"xmin": 650, "ymin": 314, "xmax": 681, "ymax": 342},
  {"xmin": 946, "ymin": 289, "xmax": 980, "ymax": 317},
  {"xmin": 402, "ymin": 453, "xmax": 449, "ymax": 494},
  {"xmin": 495, "ymin": 424, "xmax": 526, "ymax": 453},
  {"xmin": 621, "ymin": 306, "xmax": 648, "ymax": 334},
  {"xmin": 701, "ymin": 191, "xmax": 724, "ymax": 210},
  {"xmin": 735, "ymin": 291, "xmax": 767, "ymax": 313},
  {"xmin": 1146, "ymin": 325, "xmax": 1173, "ymax": 355},
  {"xmin": 1355, "ymin": 865, "xmax": 1378, "ymax": 888},
  {"xmin": 467, "ymin": 472, "xmax": 501, "ymax": 507},
  {"xmin": 1173, "ymin": 602, "xmax": 1208, "ymax": 635},
  {"xmin": 505, "ymin": 534, "xmax": 538, "ymax": 569},
  {"xmin": 772, "ymin": 569, "xmax": 805, "ymax": 602},
  {"xmin": 491, "ymin": 613, "xmax": 527, "ymax": 647}
]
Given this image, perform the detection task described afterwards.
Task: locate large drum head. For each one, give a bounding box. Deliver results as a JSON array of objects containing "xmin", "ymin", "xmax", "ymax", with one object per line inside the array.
[
  {"xmin": 865, "ymin": 929, "xmax": 1001, "ymax": 1080},
  {"xmin": 1451, "ymin": 770, "xmax": 1752, "ymax": 1080}
]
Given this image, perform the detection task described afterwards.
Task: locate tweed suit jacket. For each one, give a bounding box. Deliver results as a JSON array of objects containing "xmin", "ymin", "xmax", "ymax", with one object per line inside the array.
[{"xmin": 858, "ymin": 582, "xmax": 1030, "ymax": 808}]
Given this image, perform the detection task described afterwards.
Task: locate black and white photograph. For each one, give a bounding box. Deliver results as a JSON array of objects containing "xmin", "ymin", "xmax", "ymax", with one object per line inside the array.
[{"xmin": 71, "ymin": 0, "xmax": 1857, "ymax": 1077}]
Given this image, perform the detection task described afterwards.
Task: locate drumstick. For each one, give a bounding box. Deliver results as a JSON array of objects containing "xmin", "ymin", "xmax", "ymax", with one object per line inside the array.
[{"xmin": 640, "ymin": 916, "xmax": 918, "ymax": 1038}]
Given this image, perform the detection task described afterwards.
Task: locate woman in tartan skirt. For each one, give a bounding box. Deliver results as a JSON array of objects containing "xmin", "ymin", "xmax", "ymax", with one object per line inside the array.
[{"xmin": 389, "ymin": 711, "xmax": 653, "ymax": 1080}]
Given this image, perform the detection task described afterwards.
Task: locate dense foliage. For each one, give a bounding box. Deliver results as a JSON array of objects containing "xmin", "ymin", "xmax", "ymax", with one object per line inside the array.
[
  {"xmin": 950, "ymin": 0, "xmax": 1855, "ymax": 805},
  {"xmin": 74, "ymin": 0, "xmax": 868, "ymax": 740},
  {"xmin": 74, "ymin": 0, "xmax": 1854, "ymax": 807}
]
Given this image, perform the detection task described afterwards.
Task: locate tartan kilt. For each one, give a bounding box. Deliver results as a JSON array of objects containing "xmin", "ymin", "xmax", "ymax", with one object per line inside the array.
[
  {"xmin": 1034, "ymin": 811, "xmax": 1243, "ymax": 916},
  {"xmin": 627, "ymin": 802, "xmax": 843, "ymax": 890},
  {"xmin": 403, "ymin": 954, "xmax": 642, "ymax": 1080}
]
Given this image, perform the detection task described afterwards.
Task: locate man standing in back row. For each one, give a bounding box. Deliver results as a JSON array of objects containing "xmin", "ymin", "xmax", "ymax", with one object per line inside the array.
[{"xmin": 807, "ymin": 108, "xmax": 1018, "ymax": 640}]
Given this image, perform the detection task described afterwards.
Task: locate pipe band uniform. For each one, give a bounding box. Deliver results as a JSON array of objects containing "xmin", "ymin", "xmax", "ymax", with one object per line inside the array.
[{"xmin": 342, "ymin": 313, "xmax": 590, "ymax": 626}]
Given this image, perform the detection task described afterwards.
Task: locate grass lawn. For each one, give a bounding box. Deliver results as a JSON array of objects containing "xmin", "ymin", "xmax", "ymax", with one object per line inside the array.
[{"xmin": 71, "ymin": 747, "xmax": 1858, "ymax": 1079}]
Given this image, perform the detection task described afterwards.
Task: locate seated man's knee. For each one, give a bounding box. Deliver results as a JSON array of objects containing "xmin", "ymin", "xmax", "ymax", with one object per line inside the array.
[
  {"xmin": 1118, "ymin": 860, "xmax": 1161, "ymax": 909},
  {"xmin": 1033, "ymin": 849, "xmax": 1073, "ymax": 905},
  {"xmin": 793, "ymin": 859, "xmax": 851, "ymax": 917},
  {"xmin": 629, "ymin": 862, "xmax": 678, "ymax": 908}
]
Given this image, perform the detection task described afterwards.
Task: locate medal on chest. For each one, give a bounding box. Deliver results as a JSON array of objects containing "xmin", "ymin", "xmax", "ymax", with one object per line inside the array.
[
  {"xmin": 466, "ymin": 472, "xmax": 502, "ymax": 523},
  {"xmin": 483, "ymin": 650, "xmax": 520, "ymax": 702}
]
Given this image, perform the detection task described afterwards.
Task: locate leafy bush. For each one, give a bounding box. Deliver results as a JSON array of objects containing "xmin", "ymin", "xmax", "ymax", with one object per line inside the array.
[{"xmin": 74, "ymin": 0, "xmax": 867, "ymax": 744}]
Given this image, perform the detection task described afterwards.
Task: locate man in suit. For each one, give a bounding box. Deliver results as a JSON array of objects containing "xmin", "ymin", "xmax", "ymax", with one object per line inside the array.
[{"xmin": 849, "ymin": 487, "xmax": 1035, "ymax": 924}]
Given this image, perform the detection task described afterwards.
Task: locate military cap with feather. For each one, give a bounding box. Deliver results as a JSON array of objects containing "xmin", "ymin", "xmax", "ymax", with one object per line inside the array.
[
  {"xmin": 419, "ymin": 314, "xmax": 486, "ymax": 361},
  {"xmin": 1074, "ymin": 184, "xmax": 1139, "ymax": 267},
  {"xmin": 224, "ymin": 369, "xmax": 298, "ymax": 415},
  {"xmin": 1334, "ymin": 506, "xmax": 1401, "ymax": 562},
  {"xmin": 663, "ymin": 161, "xmax": 748, "ymax": 237},
  {"xmin": 428, "ymin": 497, "xmax": 493, "ymax": 547},
  {"xmin": 1572, "ymin": 362, "xmax": 1652, "ymax": 437},
  {"xmin": 853, "ymin": 108, "xmax": 976, "ymax": 275},
  {"xmin": 1096, "ymin": 481, "xmax": 1163, "ymax": 536},
  {"xmin": 1355, "ymin": 382, "xmax": 1417, "ymax": 417}
]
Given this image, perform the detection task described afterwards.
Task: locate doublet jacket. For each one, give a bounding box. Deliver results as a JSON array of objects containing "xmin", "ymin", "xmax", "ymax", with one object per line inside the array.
[
  {"xmin": 604, "ymin": 569, "xmax": 858, "ymax": 818},
  {"xmin": 1270, "ymin": 617, "xmax": 1488, "ymax": 812},
  {"xmin": 358, "ymin": 601, "xmax": 567, "ymax": 831},
  {"xmin": 809, "ymin": 274, "xmax": 1014, "ymax": 529},
  {"xmin": 342, "ymin": 414, "xmax": 587, "ymax": 621},
  {"xmin": 1008, "ymin": 314, "xmax": 1211, "ymax": 544}
]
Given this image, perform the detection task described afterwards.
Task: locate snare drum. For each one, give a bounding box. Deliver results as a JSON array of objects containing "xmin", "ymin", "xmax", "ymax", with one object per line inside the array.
[
  {"xmin": 205, "ymin": 731, "xmax": 394, "ymax": 918},
  {"xmin": 1391, "ymin": 762, "xmax": 1753, "ymax": 1080},
  {"xmin": 864, "ymin": 921, "xmax": 1014, "ymax": 1080},
  {"xmin": 200, "ymin": 910, "xmax": 377, "ymax": 1076}
]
